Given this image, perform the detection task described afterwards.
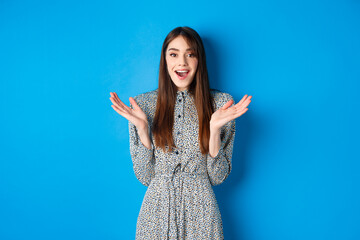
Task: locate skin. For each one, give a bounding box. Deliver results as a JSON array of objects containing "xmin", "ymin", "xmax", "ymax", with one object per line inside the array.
[
  {"xmin": 109, "ymin": 36, "xmax": 253, "ymax": 157},
  {"xmin": 166, "ymin": 36, "xmax": 198, "ymax": 91},
  {"xmin": 209, "ymin": 94, "xmax": 251, "ymax": 157},
  {"xmin": 109, "ymin": 93, "xmax": 152, "ymax": 149}
]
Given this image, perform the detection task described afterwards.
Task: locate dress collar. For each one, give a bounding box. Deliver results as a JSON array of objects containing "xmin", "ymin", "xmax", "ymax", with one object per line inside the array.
[{"xmin": 176, "ymin": 88, "xmax": 190, "ymax": 98}]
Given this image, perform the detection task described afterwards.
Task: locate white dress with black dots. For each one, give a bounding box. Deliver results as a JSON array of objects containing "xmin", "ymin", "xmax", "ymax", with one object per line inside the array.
[{"xmin": 129, "ymin": 88, "xmax": 236, "ymax": 240}]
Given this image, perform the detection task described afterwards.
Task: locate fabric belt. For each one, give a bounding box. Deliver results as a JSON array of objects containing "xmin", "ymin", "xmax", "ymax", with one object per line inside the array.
[{"xmin": 155, "ymin": 163, "xmax": 208, "ymax": 240}]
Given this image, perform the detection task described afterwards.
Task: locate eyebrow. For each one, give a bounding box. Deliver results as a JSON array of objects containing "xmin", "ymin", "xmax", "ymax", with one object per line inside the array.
[{"xmin": 168, "ymin": 48, "xmax": 194, "ymax": 51}]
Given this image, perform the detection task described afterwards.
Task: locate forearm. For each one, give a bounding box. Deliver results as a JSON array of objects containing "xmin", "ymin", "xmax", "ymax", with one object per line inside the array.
[
  {"xmin": 207, "ymin": 93, "xmax": 237, "ymax": 186},
  {"xmin": 137, "ymin": 124, "xmax": 152, "ymax": 150},
  {"xmin": 129, "ymin": 121, "xmax": 155, "ymax": 187},
  {"xmin": 209, "ymin": 127, "xmax": 221, "ymax": 158}
]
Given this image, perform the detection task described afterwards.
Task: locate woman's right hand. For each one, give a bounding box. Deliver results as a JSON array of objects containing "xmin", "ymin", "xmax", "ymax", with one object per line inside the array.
[{"xmin": 109, "ymin": 92, "xmax": 148, "ymax": 132}]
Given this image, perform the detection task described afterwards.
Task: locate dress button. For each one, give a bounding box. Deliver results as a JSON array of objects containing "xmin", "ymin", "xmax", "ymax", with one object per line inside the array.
[
  {"xmin": 178, "ymin": 114, "xmax": 181, "ymax": 118},
  {"xmin": 175, "ymin": 150, "xmax": 179, "ymax": 155},
  {"xmin": 179, "ymin": 99, "xmax": 181, "ymax": 102},
  {"xmin": 177, "ymin": 131, "xmax": 181, "ymax": 135}
]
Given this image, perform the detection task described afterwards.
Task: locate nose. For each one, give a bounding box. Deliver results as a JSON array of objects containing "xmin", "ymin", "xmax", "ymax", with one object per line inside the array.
[{"xmin": 178, "ymin": 54, "xmax": 188, "ymax": 66}]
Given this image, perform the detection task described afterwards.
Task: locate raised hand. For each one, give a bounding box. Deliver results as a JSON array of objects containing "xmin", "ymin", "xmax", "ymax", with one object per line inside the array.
[
  {"xmin": 109, "ymin": 92, "xmax": 148, "ymax": 131},
  {"xmin": 210, "ymin": 94, "xmax": 252, "ymax": 132}
]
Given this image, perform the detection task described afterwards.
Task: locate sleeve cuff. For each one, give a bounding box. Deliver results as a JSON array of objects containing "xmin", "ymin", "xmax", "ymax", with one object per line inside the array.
[
  {"xmin": 136, "ymin": 137, "xmax": 154, "ymax": 156},
  {"xmin": 207, "ymin": 140, "xmax": 226, "ymax": 161}
]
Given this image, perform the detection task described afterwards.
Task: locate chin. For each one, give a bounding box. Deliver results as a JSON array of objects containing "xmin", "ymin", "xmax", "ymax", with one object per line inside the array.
[
  {"xmin": 173, "ymin": 81, "xmax": 192, "ymax": 90},
  {"xmin": 170, "ymin": 77, "xmax": 194, "ymax": 91}
]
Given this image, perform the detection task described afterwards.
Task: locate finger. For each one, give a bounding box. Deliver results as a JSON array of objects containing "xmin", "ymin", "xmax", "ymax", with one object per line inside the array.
[
  {"xmin": 111, "ymin": 98, "xmax": 133, "ymax": 117},
  {"xmin": 234, "ymin": 96, "xmax": 251, "ymax": 109},
  {"xmin": 112, "ymin": 93, "xmax": 131, "ymax": 112},
  {"xmin": 233, "ymin": 108, "xmax": 249, "ymax": 119},
  {"xmin": 109, "ymin": 97, "xmax": 127, "ymax": 112},
  {"xmin": 215, "ymin": 107, "xmax": 248, "ymax": 127},
  {"xmin": 233, "ymin": 103, "xmax": 250, "ymax": 115},
  {"xmin": 230, "ymin": 101, "xmax": 249, "ymax": 114},
  {"xmin": 110, "ymin": 92, "xmax": 116, "ymax": 101},
  {"xmin": 111, "ymin": 104, "xmax": 131, "ymax": 120},
  {"xmin": 112, "ymin": 105, "xmax": 138, "ymax": 124},
  {"xmin": 109, "ymin": 92, "xmax": 122, "ymax": 106},
  {"xmin": 238, "ymin": 94, "xmax": 248, "ymax": 106},
  {"xmin": 117, "ymin": 97, "xmax": 132, "ymax": 112},
  {"xmin": 223, "ymin": 111, "xmax": 242, "ymax": 124},
  {"xmin": 221, "ymin": 99, "xmax": 234, "ymax": 110},
  {"xmin": 242, "ymin": 99, "xmax": 251, "ymax": 108},
  {"xmin": 237, "ymin": 94, "xmax": 252, "ymax": 107},
  {"xmin": 109, "ymin": 96, "xmax": 120, "ymax": 107},
  {"xmin": 111, "ymin": 92, "xmax": 121, "ymax": 103},
  {"xmin": 129, "ymin": 97, "xmax": 142, "ymax": 111},
  {"xmin": 112, "ymin": 92, "xmax": 126, "ymax": 107}
]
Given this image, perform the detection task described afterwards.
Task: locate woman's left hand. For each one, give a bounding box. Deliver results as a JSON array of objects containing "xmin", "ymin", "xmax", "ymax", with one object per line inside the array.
[{"xmin": 210, "ymin": 94, "xmax": 252, "ymax": 132}]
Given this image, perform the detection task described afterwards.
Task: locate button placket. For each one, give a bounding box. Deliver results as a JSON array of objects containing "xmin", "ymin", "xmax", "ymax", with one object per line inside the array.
[{"xmin": 174, "ymin": 91, "xmax": 185, "ymax": 155}]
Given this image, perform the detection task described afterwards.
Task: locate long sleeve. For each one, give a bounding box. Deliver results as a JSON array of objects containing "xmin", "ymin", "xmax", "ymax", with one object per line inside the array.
[
  {"xmin": 206, "ymin": 93, "xmax": 236, "ymax": 186},
  {"xmin": 129, "ymin": 96, "xmax": 156, "ymax": 187}
]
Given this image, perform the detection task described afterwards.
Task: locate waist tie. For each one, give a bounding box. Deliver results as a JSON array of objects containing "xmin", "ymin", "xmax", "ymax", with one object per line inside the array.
[{"xmin": 156, "ymin": 163, "xmax": 208, "ymax": 240}]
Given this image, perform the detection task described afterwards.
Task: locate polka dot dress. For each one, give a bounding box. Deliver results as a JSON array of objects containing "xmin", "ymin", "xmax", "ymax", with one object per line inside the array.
[{"xmin": 129, "ymin": 88, "xmax": 236, "ymax": 239}]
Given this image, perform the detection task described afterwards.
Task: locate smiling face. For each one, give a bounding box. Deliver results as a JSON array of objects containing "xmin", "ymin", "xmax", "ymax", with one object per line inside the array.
[{"xmin": 165, "ymin": 36, "xmax": 198, "ymax": 91}]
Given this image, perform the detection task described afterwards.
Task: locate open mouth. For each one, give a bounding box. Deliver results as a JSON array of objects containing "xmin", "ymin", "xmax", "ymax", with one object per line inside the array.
[{"xmin": 175, "ymin": 70, "xmax": 189, "ymax": 79}]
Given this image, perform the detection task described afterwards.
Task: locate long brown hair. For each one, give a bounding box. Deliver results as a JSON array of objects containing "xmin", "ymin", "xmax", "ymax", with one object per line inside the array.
[{"xmin": 152, "ymin": 26, "xmax": 214, "ymax": 154}]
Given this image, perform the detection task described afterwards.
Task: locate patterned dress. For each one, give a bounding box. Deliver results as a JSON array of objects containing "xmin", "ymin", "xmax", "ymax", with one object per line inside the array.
[{"xmin": 129, "ymin": 88, "xmax": 236, "ymax": 240}]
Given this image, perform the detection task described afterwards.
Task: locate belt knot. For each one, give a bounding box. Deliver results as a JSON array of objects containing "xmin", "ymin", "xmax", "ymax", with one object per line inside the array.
[{"xmin": 171, "ymin": 163, "xmax": 182, "ymax": 182}]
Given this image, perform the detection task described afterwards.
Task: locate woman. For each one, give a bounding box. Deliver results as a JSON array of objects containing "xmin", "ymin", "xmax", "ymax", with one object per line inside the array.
[{"xmin": 109, "ymin": 26, "xmax": 252, "ymax": 239}]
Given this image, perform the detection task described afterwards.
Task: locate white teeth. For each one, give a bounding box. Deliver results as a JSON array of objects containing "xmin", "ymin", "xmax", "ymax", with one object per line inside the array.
[{"xmin": 176, "ymin": 70, "xmax": 189, "ymax": 73}]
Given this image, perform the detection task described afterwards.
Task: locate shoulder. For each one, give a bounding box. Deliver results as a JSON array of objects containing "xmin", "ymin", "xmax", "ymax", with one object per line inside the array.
[
  {"xmin": 133, "ymin": 88, "xmax": 158, "ymax": 103},
  {"xmin": 131, "ymin": 89, "xmax": 158, "ymax": 114},
  {"xmin": 210, "ymin": 89, "xmax": 234, "ymax": 110},
  {"xmin": 132, "ymin": 89, "xmax": 158, "ymax": 108}
]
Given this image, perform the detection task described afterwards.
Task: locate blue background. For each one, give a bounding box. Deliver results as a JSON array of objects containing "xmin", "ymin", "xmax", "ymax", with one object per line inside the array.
[{"xmin": 1, "ymin": 0, "xmax": 359, "ymax": 239}]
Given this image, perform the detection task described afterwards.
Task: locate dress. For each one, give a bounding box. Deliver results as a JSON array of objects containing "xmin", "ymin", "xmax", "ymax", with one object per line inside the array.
[{"xmin": 128, "ymin": 88, "xmax": 236, "ymax": 240}]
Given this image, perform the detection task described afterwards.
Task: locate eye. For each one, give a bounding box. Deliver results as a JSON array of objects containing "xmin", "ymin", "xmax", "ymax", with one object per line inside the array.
[
  {"xmin": 169, "ymin": 53, "xmax": 177, "ymax": 57},
  {"xmin": 187, "ymin": 53, "xmax": 196, "ymax": 58}
]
